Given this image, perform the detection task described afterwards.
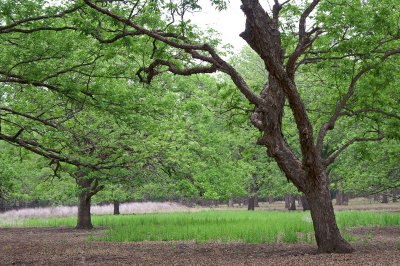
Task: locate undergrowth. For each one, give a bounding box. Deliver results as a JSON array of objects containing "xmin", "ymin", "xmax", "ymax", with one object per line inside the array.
[{"xmin": 2, "ymin": 210, "xmax": 400, "ymax": 244}]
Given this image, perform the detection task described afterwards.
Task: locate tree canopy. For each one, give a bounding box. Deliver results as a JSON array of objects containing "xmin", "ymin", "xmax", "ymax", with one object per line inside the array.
[{"xmin": 0, "ymin": 0, "xmax": 399, "ymax": 253}]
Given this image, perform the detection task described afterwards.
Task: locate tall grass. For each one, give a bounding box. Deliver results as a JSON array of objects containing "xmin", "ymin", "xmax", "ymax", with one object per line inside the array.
[
  {"xmin": 98, "ymin": 211, "xmax": 315, "ymax": 243},
  {"xmin": 2, "ymin": 210, "xmax": 400, "ymax": 244},
  {"xmin": 0, "ymin": 202, "xmax": 188, "ymax": 225}
]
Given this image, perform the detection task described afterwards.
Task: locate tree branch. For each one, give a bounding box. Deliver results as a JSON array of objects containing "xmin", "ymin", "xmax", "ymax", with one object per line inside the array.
[
  {"xmin": 316, "ymin": 47, "xmax": 400, "ymax": 153},
  {"xmin": 0, "ymin": 107, "xmax": 59, "ymax": 128},
  {"xmin": 339, "ymin": 108, "xmax": 400, "ymax": 120},
  {"xmin": 0, "ymin": 5, "xmax": 82, "ymax": 33},
  {"xmin": 136, "ymin": 59, "xmax": 217, "ymax": 84},
  {"xmin": 324, "ymin": 135, "xmax": 384, "ymax": 166},
  {"xmin": 83, "ymin": 0, "xmax": 264, "ymax": 106}
]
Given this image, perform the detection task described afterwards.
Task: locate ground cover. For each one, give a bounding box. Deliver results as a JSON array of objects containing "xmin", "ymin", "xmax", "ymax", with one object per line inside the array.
[
  {"xmin": 3, "ymin": 210, "xmax": 400, "ymax": 244},
  {"xmin": 0, "ymin": 226, "xmax": 399, "ymax": 265}
]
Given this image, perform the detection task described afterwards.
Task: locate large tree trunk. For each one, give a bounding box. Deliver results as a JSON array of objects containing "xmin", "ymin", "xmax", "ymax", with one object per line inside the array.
[
  {"xmin": 75, "ymin": 172, "xmax": 104, "ymax": 230},
  {"xmin": 305, "ymin": 174, "xmax": 354, "ymax": 253},
  {"xmin": 76, "ymin": 190, "xmax": 93, "ymax": 229},
  {"xmin": 240, "ymin": 1, "xmax": 354, "ymax": 253},
  {"xmin": 113, "ymin": 200, "xmax": 120, "ymax": 215}
]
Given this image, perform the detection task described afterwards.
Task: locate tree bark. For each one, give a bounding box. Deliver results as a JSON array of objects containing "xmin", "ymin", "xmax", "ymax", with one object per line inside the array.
[
  {"xmin": 268, "ymin": 196, "xmax": 274, "ymax": 204},
  {"xmin": 228, "ymin": 194, "xmax": 234, "ymax": 207},
  {"xmin": 74, "ymin": 171, "xmax": 104, "ymax": 230},
  {"xmin": 288, "ymin": 195, "xmax": 296, "ymax": 211},
  {"xmin": 0, "ymin": 197, "xmax": 5, "ymax": 212},
  {"xmin": 381, "ymin": 193, "xmax": 389, "ymax": 203},
  {"xmin": 392, "ymin": 191, "xmax": 398, "ymax": 202},
  {"xmin": 285, "ymin": 194, "xmax": 290, "ymax": 209},
  {"xmin": 300, "ymin": 195, "xmax": 310, "ymax": 211},
  {"xmin": 298, "ymin": 195, "xmax": 303, "ymax": 207},
  {"xmin": 336, "ymin": 190, "xmax": 343, "ymax": 205},
  {"xmin": 336, "ymin": 190, "xmax": 349, "ymax": 206},
  {"xmin": 373, "ymin": 194, "xmax": 380, "ymax": 202},
  {"xmin": 113, "ymin": 200, "xmax": 120, "ymax": 215},
  {"xmin": 76, "ymin": 189, "xmax": 93, "ymax": 229},
  {"xmin": 305, "ymin": 174, "xmax": 354, "ymax": 253},
  {"xmin": 254, "ymin": 194, "xmax": 259, "ymax": 207},
  {"xmin": 247, "ymin": 196, "xmax": 255, "ymax": 211}
]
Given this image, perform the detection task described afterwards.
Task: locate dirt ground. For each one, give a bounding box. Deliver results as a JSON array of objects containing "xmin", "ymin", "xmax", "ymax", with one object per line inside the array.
[{"xmin": 0, "ymin": 226, "xmax": 399, "ymax": 265}]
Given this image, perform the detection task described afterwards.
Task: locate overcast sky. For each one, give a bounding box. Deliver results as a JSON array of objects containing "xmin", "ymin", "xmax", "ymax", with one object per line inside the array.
[{"xmin": 188, "ymin": 1, "xmax": 247, "ymax": 50}]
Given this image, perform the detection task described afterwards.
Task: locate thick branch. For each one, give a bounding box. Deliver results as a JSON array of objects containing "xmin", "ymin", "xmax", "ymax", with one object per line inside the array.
[{"xmin": 136, "ymin": 59, "xmax": 217, "ymax": 84}]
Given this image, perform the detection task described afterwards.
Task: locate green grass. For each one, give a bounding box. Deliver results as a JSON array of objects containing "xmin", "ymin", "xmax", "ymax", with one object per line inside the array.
[{"xmin": 2, "ymin": 210, "xmax": 400, "ymax": 244}]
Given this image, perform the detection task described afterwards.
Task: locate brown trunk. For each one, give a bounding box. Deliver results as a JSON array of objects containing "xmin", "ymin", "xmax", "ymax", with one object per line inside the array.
[
  {"xmin": 284, "ymin": 194, "xmax": 290, "ymax": 209},
  {"xmin": 0, "ymin": 197, "xmax": 5, "ymax": 212},
  {"xmin": 381, "ymin": 193, "xmax": 388, "ymax": 203},
  {"xmin": 268, "ymin": 196, "xmax": 274, "ymax": 204},
  {"xmin": 248, "ymin": 196, "xmax": 255, "ymax": 211},
  {"xmin": 305, "ymin": 175, "xmax": 354, "ymax": 253},
  {"xmin": 240, "ymin": 1, "xmax": 353, "ymax": 253},
  {"xmin": 76, "ymin": 190, "xmax": 93, "ymax": 229},
  {"xmin": 336, "ymin": 190, "xmax": 349, "ymax": 206},
  {"xmin": 74, "ymin": 171, "xmax": 104, "ymax": 230},
  {"xmin": 300, "ymin": 195, "xmax": 310, "ymax": 211},
  {"xmin": 392, "ymin": 191, "xmax": 398, "ymax": 202},
  {"xmin": 336, "ymin": 190, "xmax": 343, "ymax": 205},
  {"xmin": 288, "ymin": 195, "xmax": 296, "ymax": 211},
  {"xmin": 298, "ymin": 195, "xmax": 303, "ymax": 207},
  {"xmin": 228, "ymin": 194, "xmax": 234, "ymax": 207},
  {"xmin": 373, "ymin": 194, "xmax": 380, "ymax": 202},
  {"xmin": 113, "ymin": 200, "xmax": 120, "ymax": 215}
]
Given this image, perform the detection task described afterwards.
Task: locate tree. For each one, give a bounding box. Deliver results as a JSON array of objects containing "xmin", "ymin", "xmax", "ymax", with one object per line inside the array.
[
  {"xmin": 0, "ymin": 0, "xmax": 174, "ymax": 228},
  {"xmin": 79, "ymin": 0, "xmax": 400, "ymax": 253}
]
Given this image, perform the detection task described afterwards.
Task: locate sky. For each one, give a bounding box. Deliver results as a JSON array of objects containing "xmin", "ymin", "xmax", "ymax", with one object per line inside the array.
[{"xmin": 188, "ymin": 1, "xmax": 247, "ymax": 50}]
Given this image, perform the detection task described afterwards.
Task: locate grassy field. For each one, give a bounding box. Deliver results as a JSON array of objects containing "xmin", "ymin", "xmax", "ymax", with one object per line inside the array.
[{"xmin": 2, "ymin": 210, "xmax": 400, "ymax": 244}]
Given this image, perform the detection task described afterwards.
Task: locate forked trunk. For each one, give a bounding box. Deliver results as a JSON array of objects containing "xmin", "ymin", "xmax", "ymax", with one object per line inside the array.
[
  {"xmin": 76, "ymin": 191, "xmax": 93, "ymax": 229},
  {"xmin": 305, "ymin": 176, "xmax": 354, "ymax": 253}
]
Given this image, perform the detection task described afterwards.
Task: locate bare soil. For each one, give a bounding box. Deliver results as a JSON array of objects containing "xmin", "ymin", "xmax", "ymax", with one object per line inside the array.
[{"xmin": 0, "ymin": 226, "xmax": 399, "ymax": 265}]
